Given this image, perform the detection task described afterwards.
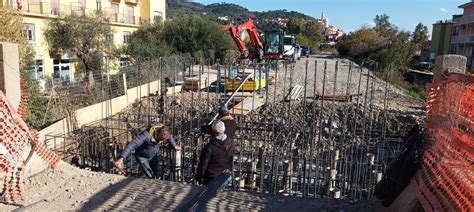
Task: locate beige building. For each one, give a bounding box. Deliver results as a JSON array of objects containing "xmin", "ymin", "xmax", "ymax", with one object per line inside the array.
[
  {"xmin": 0, "ymin": 0, "xmax": 166, "ymax": 83},
  {"xmin": 430, "ymin": 20, "xmax": 453, "ymax": 61}
]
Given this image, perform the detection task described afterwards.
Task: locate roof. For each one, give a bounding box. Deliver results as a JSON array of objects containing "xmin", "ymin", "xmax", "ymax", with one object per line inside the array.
[{"xmin": 459, "ymin": 1, "xmax": 474, "ymax": 8}]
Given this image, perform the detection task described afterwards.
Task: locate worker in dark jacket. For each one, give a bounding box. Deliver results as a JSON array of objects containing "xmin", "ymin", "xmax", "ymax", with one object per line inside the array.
[
  {"xmin": 201, "ymin": 106, "xmax": 237, "ymax": 139},
  {"xmin": 114, "ymin": 123, "xmax": 181, "ymax": 178},
  {"xmin": 195, "ymin": 120, "xmax": 235, "ymax": 185}
]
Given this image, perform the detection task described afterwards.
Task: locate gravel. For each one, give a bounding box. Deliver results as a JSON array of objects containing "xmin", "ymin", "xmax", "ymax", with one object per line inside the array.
[{"xmin": 266, "ymin": 55, "xmax": 422, "ymax": 112}]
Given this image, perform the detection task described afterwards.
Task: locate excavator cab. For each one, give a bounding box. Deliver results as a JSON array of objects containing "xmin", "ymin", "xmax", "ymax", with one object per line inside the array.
[{"xmin": 264, "ymin": 30, "xmax": 284, "ymax": 60}]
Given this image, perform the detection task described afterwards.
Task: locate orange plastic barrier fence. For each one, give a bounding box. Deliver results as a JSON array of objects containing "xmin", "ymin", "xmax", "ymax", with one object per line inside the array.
[
  {"xmin": 0, "ymin": 91, "xmax": 60, "ymax": 204},
  {"xmin": 411, "ymin": 75, "xmax": 474, "ymax": 211}
]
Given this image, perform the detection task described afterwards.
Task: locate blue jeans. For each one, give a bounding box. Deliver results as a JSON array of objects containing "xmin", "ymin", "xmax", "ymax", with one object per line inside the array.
[{"xmin": 135, "ymin": 155, "xmax": 160, "ymax": 178}]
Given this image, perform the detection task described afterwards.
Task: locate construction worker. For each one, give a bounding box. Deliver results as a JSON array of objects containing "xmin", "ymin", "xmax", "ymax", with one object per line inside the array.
[
  {"xmin": 201, "ymin": 105, "xmax": 237, "ymax": 139},
  {"xmin": 114, "ymin": 122, "xmax": 181, "ymax": 178},
  {"xmin": 195, "ymin": 120, "xmax": 235, "ymax": 185}
]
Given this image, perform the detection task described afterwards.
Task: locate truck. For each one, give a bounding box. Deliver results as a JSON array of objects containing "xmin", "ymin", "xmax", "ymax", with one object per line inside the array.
[{"xmin": 283, "ymin": 35, "xmax": 299, "ymax": 62}]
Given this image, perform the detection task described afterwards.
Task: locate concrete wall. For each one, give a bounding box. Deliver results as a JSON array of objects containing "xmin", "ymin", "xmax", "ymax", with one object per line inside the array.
[
  {"xmin": 0, "ymin": 42, "xmax": 21, "ymax": 111},
  {"xmin": 25, "ymin": 79, "xmax": 167, "ymax": 177}
]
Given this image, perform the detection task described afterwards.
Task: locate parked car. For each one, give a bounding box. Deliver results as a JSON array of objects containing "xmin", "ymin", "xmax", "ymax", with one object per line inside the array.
[
  {"xmin": 413, "ymin": 61, "xmax": 433, "ymax": 71},
  {"xmin": 301, "ymin": 46, "xmax": 311, "ymax": 57}
]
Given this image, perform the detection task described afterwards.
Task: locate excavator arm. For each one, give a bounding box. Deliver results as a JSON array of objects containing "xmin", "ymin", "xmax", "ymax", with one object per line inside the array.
[
  {"xmin": 227, "ymin": 18, "xmax": 264, "ymax": 60},
  {"xmin": 229, "ymin": 26, "xmax": 249, "ymax": 55},
  {"xmin": 236, "ymin": 19, "xmax": 264, "ymax": 50}
]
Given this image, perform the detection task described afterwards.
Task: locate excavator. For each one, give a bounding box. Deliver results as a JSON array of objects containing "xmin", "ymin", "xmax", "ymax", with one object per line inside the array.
[
  {"xmin": 225, "ymin": 18, "xmax": 284, "ymax": 63},
  {"xmin": 223, "ymin": 19, "xmax": 285, "ymax": 92}
]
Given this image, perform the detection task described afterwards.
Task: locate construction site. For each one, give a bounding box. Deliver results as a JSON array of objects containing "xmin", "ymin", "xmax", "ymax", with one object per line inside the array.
[
  {"xmin": 0, "ymin": 1, "xmax": 474, "ymax": 205},
  {"xmin": 0, "ymin": 38, "xmax": 473, "ymax": 211}
]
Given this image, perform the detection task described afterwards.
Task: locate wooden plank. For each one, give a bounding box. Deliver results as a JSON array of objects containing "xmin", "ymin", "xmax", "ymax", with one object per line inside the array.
[
  {"xmin": 285, "ymin": 85, "xmax": 303, "ymax": 102},
  {"xmin": 225, "ymin": 92, "xmax": 256, "ymax": 97},
  {"xmin": 165, "ymin": 85, "xmax": 182, "ymax": 96},
  {"xmin": 230, "ymin": 97, "xmax": 264, "ymax": 116},
  {"xmin": 408, "ymin": 69, "xmax": 434, "ymax": 76},
  {"xmin": 183, "ymin": 67, "xmax": 220, "ymax": 90},
  {"xmin": 183, "ymin": 75, "xmax": 208, "ymax": 90}
]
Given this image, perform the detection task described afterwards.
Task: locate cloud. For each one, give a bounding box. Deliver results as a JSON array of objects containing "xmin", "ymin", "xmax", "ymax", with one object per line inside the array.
[{"xmin": 440, "ymin": 7, "xmax": 449, "ymax": 13}]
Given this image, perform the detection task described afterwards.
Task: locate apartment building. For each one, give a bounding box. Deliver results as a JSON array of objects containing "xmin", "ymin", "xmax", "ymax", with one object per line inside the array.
[
  {"xmin": 430, "ymin": 20, "xmax": 453, "ymax": 61},
  {"xmin": 451, "ymin": 1, "xmax": 474, "ymax": 71},
  {"xmin": 1, "ymin": 0, "xmax": 165, "ymax": 82}
]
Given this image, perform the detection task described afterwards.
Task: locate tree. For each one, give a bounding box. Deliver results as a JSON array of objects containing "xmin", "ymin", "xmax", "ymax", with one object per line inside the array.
[
  {"xmin": 336, "ymin": 28, "xmax": 386, "ymax": 58},
  {"xmin": 0, "ymin": 6, "xmax": 35, "ymax": 69},
  {"xmin": 374, "ymin": 14, "xmax": 397, "ymax": 38},
  {"xmin": 123, "ymin": 22, "xmax": 174, "ymax": 59},
  {"xmin": 303, "ymin": 20, "xmax": 324, "ymax": 44},
  {"xmin": 44, "ymin": 13, "xmax": 113, "ymax": 78},
  {"xmin": 412, "ymin": 23, "xmax": 429, "ymax": 45},
  {"xmin": 295, "ymin": 34, "xmax": 314, "ymax": 47},
  {"xmin": 287, "ymin": 17, "xmax": 304, "ymax": 34},
  {"xmin": 374, "ymin": 14, "xmax": 391, "ymax": 31},
  {"xmin": 374, "ymin": 41, "xmax": 414, "ymax": 70},
  {"xmin": 162, "ymin": 15, "xmax": 232, "ymax": 59}
]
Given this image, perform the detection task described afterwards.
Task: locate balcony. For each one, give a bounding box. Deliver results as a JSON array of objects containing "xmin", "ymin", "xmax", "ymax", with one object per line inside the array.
[
  {"xmin": 125, "ymin": 0, "xmax": 139, "ymax": 5},
  {"xmin": 455, "ymin": 15, "xmax": 474, "ymax": 25},
  {"xmin": 23, "ymin": 2, "xmax": 91, "ymax": 17},
  {"xmin": 451, "ymin": 35, "xmax": 474, "ymax": 44},
  {"xmin": 122, "ymin": 15, "xmax": 137, "ymax": 25}
]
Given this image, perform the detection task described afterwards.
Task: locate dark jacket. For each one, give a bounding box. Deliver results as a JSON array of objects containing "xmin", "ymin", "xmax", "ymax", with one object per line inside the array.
[
  {"xmin": 119, "ymin": 130, "xmax": 177, "ymax": 159},
  {"xmin": 201, "ymin": 115, "xmax": 237, "ymax": 139},
  {"xmin": 195, "ymin": 135, "xmax": 234, "ymax": 185}
]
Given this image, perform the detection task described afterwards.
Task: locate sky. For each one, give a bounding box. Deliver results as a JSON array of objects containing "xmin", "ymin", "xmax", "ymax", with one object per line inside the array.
[{"xmin": 192, "ymin": 0, "xmax": 467, "ymax": 35}]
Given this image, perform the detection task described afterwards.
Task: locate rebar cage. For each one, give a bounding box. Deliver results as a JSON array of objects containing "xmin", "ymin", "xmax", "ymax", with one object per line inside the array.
[{"xmin": 44, "ymin": 57, "xmax": 421, "ymax": 202}]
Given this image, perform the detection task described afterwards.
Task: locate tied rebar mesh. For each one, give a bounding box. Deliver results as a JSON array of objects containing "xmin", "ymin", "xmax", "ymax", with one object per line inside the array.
[{"xmin": 44, "ymin": 58, "xmax": 421, "ymax": 202}]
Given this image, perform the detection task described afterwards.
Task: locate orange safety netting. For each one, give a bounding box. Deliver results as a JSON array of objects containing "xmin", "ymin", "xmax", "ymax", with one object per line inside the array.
[
  {"xmin": 411, "ymin": 74, "xmax": 474, "ymax": 212},
  {"xmin": 0, "ymin": 91, "xmax": 60, "ymax": 204}
]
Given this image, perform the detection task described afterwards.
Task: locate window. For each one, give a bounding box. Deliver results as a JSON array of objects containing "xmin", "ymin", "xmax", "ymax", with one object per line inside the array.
[
  {"xmin": 266, "ymin": 32, "xmax": 281, "ymax": 54},
  {"xmin": 125, "ymin": 6, "xmax": 134, "ymax": 24},
  {"xmin": 53, "ymin": 59, "xmax": 71, "ymax": 82},
  {"xmin": 153, "ymin": 11, "xmax": 163, "ymax": 22},
  {"xmin": 120, "ymin": 58, "xmax": 130, "ymax": 68},
  {"xmin": 452, "ymin": 26, "xmax": 460, "ymax": 37},
  {"xmin": 106, "ymin": 33, "xmax": 114, "ymax": 43},
  {"xmin": 123, "ymin": 31, "xmax": 131, "ymax": 43},
  {"xmin": 33, "ymin": 60, "xmax": 44, "ymax": 80},
  {"xmin": 284, "ymin": 37, "xmax": 295, "ymax": 45},
  {"xmin": 108, "ymin": 3, "xmax": 119, "ymax": 22},
  {"xmin": 51, "ymin": 0, "xmax": 60, "ymax": 16},
  {"xmin": 23, "ymin": 23, "xmax": 35, "ymax": 42},
  {"xmin": 6, "ymin": 0, "xmax": 15, "ymax": 9},
  {"xmin": 96, "ymin": 0, "xmax": 101, "ymax": 12}
]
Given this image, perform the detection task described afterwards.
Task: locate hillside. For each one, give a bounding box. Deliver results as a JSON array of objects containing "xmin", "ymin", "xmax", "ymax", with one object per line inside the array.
[{"xmin": 167, "ymin": 0, "xmax": 316, "ymax": 30}]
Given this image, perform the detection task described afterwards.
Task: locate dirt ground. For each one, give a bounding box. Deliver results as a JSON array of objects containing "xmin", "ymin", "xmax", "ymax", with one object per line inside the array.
[{"xmin": 0, "ymin": 162, "xmax": 373, "ymax": 211}]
